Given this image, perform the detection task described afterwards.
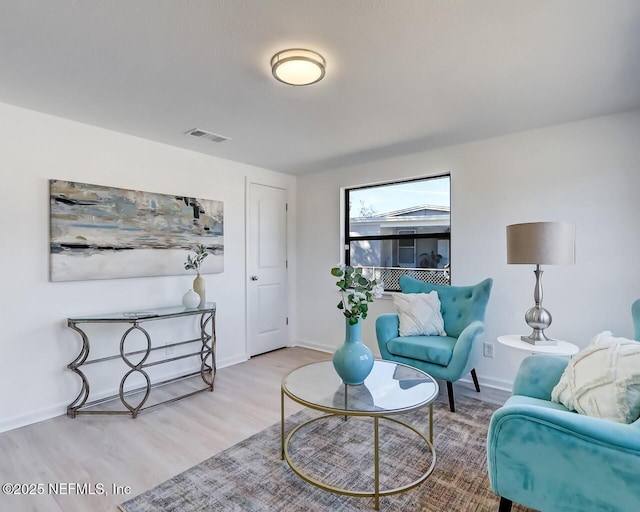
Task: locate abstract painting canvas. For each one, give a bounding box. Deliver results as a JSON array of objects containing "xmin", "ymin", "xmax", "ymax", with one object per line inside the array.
[{"xmin": 50, "ymin": 180, "xmax": 224, "ymax": 281}]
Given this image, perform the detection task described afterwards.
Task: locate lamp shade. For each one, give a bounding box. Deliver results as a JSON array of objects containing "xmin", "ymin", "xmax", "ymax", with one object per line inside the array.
[{"xmin": 507, "ymin": 222, "xmax": 575, "ymax": 265}]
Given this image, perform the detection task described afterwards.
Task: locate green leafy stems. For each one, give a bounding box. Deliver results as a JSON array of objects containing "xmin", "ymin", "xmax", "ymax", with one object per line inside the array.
[
  {"xmin": 331, "ymin": 265, "xmax": 384, "ymax": 325},
  {"xmin": 184, "ymin": 244, "xmax": 209, "ymax": 272}
]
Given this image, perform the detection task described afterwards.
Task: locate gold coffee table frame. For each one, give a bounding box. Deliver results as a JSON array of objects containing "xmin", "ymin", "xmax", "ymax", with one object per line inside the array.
[{"xmin": 280, "ymin": 360, "xmax": 438, "ymax": 510}]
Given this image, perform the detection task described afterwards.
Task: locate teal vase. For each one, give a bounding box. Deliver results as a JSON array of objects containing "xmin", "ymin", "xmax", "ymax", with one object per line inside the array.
[{"xmin": 332, "ymin": 318, "xmax": 374, "ymax": 385}]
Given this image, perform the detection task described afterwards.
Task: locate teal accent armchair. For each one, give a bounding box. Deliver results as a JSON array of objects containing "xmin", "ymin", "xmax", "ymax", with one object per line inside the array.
[
  {"xmin": 376, "ymin": 275, "xmax": 493, "ymax": 412},
  {"xmin": 633, "ymin": 298, "xmax": 640, "ymax": 341},
  {"xmin": 487, "ymin": 355, "xmax": 640, "ymax": 512}
]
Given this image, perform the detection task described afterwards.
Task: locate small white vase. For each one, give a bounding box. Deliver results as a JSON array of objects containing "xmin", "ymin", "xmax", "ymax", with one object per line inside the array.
[
  {"xmin": 182, "ymin": 289, "xmax": 200, "ymax": 309},
  {"xmin": 193, "ymin": 272, "xmax": 206, "ymax": 308}
]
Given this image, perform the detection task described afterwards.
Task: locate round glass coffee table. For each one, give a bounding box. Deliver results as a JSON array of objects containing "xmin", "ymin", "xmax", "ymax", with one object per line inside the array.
[{"xmin": 281, "ymin": 360, "xmax": 438, "ymax": 510}]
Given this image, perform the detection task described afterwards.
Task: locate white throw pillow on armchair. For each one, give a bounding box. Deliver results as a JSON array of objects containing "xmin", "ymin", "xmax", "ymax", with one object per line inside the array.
[
  {"xmin": 393, "ymin": 291, "xmax": 447, "ymax": 337},
  {"xmin": 551, "ymin": 331, "xmax": 640, "ymax": 423}
]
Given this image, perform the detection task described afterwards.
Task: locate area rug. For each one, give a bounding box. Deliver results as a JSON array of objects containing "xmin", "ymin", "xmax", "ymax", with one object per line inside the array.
[{"xmin": 120, "ymin": 394, "xmax": 530, "ymax": 511}]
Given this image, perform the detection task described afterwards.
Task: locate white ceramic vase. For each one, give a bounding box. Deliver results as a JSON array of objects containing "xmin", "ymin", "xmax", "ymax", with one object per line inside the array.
[{"xmin": 182, "ymin": 289, "xmax": 200, "ymax": 309}]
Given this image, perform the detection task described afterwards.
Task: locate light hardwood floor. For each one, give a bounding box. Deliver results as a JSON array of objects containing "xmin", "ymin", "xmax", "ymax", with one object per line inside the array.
[{"xmin": 0, "ymin": 347, "xmax": 508, "ymax": 512}]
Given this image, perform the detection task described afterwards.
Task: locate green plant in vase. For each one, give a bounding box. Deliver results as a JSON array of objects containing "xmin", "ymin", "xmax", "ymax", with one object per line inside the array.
[
  {"xmin": 330, "ymin": 265, "xmax": 384, "ymax": 385},
  {"xmin": 184, "ymin": 244, "xmax": 209, "ymax": 272},
  {"xmin": 184, "ymin": 244, "xmax": 209, "ymax": 308},
  {"xmin": 331, "ymin": 265, "xmax": 384, "ymax": 324}
]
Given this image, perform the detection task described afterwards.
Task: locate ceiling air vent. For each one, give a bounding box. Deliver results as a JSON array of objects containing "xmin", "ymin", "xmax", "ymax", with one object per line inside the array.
[{"xmin": 185, "ymin": 128, "xmax": 230, "ymax": 143}]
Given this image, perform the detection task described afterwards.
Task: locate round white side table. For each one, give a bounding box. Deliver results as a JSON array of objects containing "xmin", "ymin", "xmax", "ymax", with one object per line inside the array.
[{"xmin": 497, "ymin": 335, "xmax": 579, "ymax": 357}]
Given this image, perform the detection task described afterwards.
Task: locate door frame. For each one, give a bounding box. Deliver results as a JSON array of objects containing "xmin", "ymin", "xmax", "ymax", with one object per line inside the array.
[{"xmin": 245, "ymin": 178, "xmax": 294, "ymax": 358}]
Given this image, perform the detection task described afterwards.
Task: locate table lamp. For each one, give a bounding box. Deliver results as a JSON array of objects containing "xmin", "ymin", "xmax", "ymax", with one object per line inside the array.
[{"xmin": 506, "ymin": 222, "xmax": 575, "ymax": 345}]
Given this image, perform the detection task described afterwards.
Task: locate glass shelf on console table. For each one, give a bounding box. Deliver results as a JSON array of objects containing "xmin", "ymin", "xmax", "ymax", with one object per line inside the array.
[{"xmin": 66, "ymin": 303, "xmax": 216, "ymax": 419}]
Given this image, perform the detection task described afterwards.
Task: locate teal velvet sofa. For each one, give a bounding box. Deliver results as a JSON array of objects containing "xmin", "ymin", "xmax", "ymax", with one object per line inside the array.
[
  {"xmin": 487, "ymin": 355, "xmax": 640, "ymax": 512},
  {"xmin": 376, "ymin": 275, "xmax": 493, "ymax": 412}
]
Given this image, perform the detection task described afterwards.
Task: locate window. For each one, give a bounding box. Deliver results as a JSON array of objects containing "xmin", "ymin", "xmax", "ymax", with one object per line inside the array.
[
  {"xmin": 397, "ymin": 230, "xmax": 416, "ymax": 267},
  {"xmin": 344, "ymin": 175, "xmax": 451, "ymax": 291}
]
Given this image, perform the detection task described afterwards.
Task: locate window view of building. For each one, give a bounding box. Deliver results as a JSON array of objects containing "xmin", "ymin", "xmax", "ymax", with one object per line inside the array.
[{"xmin": 345, "ymin": 175, "xmax": 450, "ymax": 291}]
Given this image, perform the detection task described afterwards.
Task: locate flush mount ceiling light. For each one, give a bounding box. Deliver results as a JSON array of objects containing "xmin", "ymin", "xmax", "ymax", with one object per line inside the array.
[{"xmin": 270, "ymin": 48, "xmax": 326, "ymax": 86}]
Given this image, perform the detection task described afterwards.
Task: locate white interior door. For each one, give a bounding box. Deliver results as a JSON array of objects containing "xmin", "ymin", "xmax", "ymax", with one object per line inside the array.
[{"xmin": 247, "ymin": 183, "xmax": 288, "ymax": 356}]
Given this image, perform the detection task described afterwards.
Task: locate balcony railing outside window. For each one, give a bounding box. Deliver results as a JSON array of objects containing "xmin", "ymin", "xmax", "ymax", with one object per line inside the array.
[{"xmin": 359, "ymin": 266, "xmax": 450, "ymax": 291}]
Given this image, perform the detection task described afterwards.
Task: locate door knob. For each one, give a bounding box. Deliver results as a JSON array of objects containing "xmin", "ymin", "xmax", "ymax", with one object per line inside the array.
[{"xmin": 250, "ymin": 275, "xmax": 259, "ymax": 281}]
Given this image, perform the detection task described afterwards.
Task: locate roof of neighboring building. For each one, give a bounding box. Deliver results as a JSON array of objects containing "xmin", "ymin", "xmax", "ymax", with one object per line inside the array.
[
  {"xmin": 351, "ymin": 204, "xmax": 450, "ymax": 223},
  {"xmin": 381, "ymin": 204, "xmax": 450, "ymax": 217}
]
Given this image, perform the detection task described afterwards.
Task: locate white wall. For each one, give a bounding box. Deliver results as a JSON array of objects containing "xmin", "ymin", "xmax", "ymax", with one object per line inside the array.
[
  {"xmin": 0, "ymin": 102, "xmax": 296, "ymax": 433},
  {"xmin": 3, "ymin": 103, "xmax": 638, "ymax": 432},
  {"xmin": 296, "ymin": 110, "xmax": 640, "ymax": 390}
]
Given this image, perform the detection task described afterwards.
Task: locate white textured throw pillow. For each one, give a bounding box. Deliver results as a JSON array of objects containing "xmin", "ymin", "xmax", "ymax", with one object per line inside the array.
[
  {"xmin": 393, "ymin": 292, "xmax": 446, "ymax": 337},
  {"xmin": 551, "ymin": 331, "xmax": 640, "ymax": 423}
]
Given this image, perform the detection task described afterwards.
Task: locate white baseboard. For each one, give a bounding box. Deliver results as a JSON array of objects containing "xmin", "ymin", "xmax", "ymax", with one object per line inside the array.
[
  {"xmin": 0, "ymin": 404, "xmax": 68, "ymax": 435},
  {"xmin": 218, "ymin": 354, "xmax": 249, "ymax": 368},
  {"xmin": 0, "ymin": 354, "xmax": 250, "ymax": 434},
  {"xmin": 293, "ymin": 339, "xmax": 333, "ymax": 354},
  {"xmin": 458, "ymin": 375, "xmax": 513, "ymax": 392}
]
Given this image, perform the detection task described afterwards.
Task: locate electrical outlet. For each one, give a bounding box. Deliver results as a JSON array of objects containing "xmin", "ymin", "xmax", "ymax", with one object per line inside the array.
[
  {"xmin": 165, "ymin": 342, "xmax": 174, "ymax": 355},
  {"xmin": 483, "ymin": 342, "xmax": 494, "ymax": 358}
]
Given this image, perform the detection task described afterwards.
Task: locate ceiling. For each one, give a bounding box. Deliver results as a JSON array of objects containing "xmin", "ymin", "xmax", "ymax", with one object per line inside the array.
[{"xmin": 1, "ymin": 1, "xmax": 639, "ymax": 175}]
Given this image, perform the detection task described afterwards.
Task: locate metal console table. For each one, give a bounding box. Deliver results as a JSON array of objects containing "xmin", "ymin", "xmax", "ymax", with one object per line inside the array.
[{"xmin": 66, "ymin": 303, "xmax": 216, "ymax": 418}]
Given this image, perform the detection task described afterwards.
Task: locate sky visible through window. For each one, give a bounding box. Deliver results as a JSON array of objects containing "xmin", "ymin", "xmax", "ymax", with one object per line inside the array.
[{"xmin": 349, "ymin": 176, "xmax": 450, "ymax": 218}]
